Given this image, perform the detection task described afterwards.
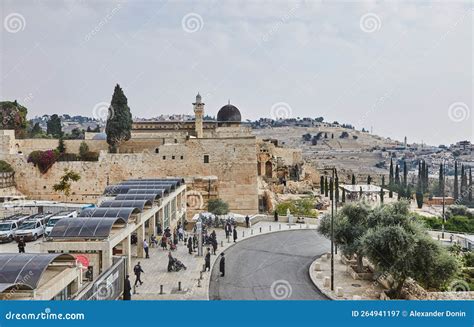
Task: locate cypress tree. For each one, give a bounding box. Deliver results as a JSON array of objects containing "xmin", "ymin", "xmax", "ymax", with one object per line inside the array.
[
  {"xmin": 324, "ymin": 176, "xmax": 329, "ymax": 197},
  {"xmin": 454, "ymin": 161, "xmax": 459, "ymax": 200},
  {"xmin": 320, "ymin": 176, "xmax": 324, "ymax": 194},
  {"xmin": 341, "ymin": 187, "xmax": 346, "ymax": 203},
  {"xmin": 351, "ymin": 174, "xmax": 356, "ymax": 185},
  {"xmin": 395, "ymin": 164, "xmax": 400, "ymax": 186},
  {"xmin": 403, "ymin": 161, "xmax": 408, "ymax": 189},
  {"xmin": 438, "ymin": 163, "xmax": 444, "ymax": 196},
  {"xmin": 335, "ymin": 176, "xmax": 339, "ymax": 203},
  {"xmin": 329, "ymin": 178, "xmax": 333, "ymax": 201},
  {"xmin": 47, "ymin": 114, "xmax": 62, "ymax": 138},
  {"xmin": 469, "ymin": 168, "xmax": 472, "ymax": 202},
  {"xmin": 367, "ymin": 175, "xmax": 372, "ymax": 185},
  {"xmin": 105, "ymin": 84, "xmax": 133, "ymax": 152},
  {"xmin": 57, "ymin": 136, "xmax": 66, "ymax": 154},
  {"xmin": 380, "ymin": 175, "xmax": 385, "ymax": 204},
  {"xmin": 388, "ymin": 162, "xmax": 393, "ymax": 198}
]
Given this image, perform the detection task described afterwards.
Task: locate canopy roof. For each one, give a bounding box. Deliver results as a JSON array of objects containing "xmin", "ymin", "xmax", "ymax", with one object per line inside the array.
[
  {"xmin": 49, "ymin": 217, "xmax": 126, "ymax": 239},
  {"xmin": 115, "ymin": 194, "xmax": 160, "ymax": 202},
  {"xmin": 103, "ymin": 184, "xmax": 172, "ymax": 196},
  {"xmin": 79, "ymin": 207, "xmax": 140, "ymax": 222},
  {"xmin": 99, "ymin": 200, "xmax": 152, "ymax": 211},
  {"xmin": 0, "ymin": 253, "xmax": 75, "ymax": 292}
]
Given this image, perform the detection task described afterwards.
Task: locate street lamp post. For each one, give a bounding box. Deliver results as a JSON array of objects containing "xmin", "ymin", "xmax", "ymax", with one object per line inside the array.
[
  {"xmin": 441, "ymin": 159, "xmax": 446, "ymax": 240},
  {"xmin": 330, "ymin": 168, "xmax": 335, "ymax": 291}
]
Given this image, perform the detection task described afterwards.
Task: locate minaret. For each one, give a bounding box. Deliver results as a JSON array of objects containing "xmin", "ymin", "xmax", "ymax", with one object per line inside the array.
[{"xmin": 193, "ymin": 93, "xmax": 204, "ymax": 138}]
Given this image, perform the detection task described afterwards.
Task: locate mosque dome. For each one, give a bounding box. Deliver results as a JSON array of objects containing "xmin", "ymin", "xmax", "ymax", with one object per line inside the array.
[{"xmin": 217, "ymin": 102, "xmax": 241, "ymax": 122}]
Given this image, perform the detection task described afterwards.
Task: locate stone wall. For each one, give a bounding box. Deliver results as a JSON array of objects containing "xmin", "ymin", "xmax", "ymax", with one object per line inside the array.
[{"xmin": 3, "ymin": 136, "xmax": 259, "ymax": 216}]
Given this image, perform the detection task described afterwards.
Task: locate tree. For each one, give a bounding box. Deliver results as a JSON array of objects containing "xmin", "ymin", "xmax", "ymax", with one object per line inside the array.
[
  {"xmin": 454, "ymin": 161, "xmax": 459, "ymax": 200},
  {"xmin": 0, "ymin": 160, "xmax": 14, "ymax": 173},
  {"xmin": 438, "ymin": 163, "xmax": 444, "ymax": 197},
  {"xmin": 389, "ymin": 159, "xmax": 394, "ymax": 185},
  {"xmin": 0, "ymin": 101, "xmax": 28, "ymax": 137},
  {"xmin": 469, "ymin": 168, "xmax": 472, "ymax": 203},
  {"xmin": 341, "ymin": 187, "xmax": 346, "ymax": 203},
  {"xmin": 367, "ymin": 175, "xmax": 372, "ymax": 185},
  {"xmin": 105, "ymin": 84, "xmax": 133, "ymax": 152},
  {"xmin": 351, "ymin": 174, "xmax": 356, "ymax": 185},
  {"xmin": 380, "ymin": 175, "xmax": 385, "ymax": 204},
  {"xmin": 335, "ymin": 175, "xmax": 339, "ymax": 203},
  {"xmin": 79, "ymin": 141, "xmax": 89, "ymax": 160},
  {"xmin": 329, "ymin": 178, "xmax": 334, "ymax": 201},
  {"xmin": 30, "ymin": 122, "xmax": 42, "ymax": 137},
  {"xmin": 57, "ymin": 136, "xmax": 66, "ymax": 154},
  {"xmin": 318, "ymin": 202, "xmax": 371, "ymax": 271},
  {"xmin": 46, "ymin": 114, "xmax": 62, "ymax": 137},
  {"xmin": 207, "ymin": 198, "xmax": 229, "ymax": 216},
  {"xmin": 53, "ymin": 168, "xmax": 81, "ymax": 197},
  {"xmin": 403, "ymin": 161, "xmax": 407, "ymax": 189},
  {"xmin": 324, "ymin": 176, "xmax": 329, "ymax": 197},
  {"xmin": 320, "ymin": 176, "xmax": 324, "ymax": 194},
  {"xmin": 395, "ymin": 164, "xmax": 400, "ymax": 186}
]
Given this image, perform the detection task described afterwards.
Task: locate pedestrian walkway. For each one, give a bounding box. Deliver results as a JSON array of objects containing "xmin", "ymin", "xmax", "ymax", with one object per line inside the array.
[
  {"xmin": 130, "ymin": 220, "xmax": 318, "ymax": 300},
  {"xmin": 309, "ymin": 253, "xmax": 386, "ymax": 300}
]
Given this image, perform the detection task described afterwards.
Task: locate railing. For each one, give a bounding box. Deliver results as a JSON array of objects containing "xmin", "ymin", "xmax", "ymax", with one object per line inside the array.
[{"xmin": 74, "ymin": 256, "xmax": 127, "ymax": 300}]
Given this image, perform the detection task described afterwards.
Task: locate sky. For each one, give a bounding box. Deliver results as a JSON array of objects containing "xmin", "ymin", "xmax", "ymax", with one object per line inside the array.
[{"xmin": 0, "ymin": 0, "xmax": 472, "ymax": 146}]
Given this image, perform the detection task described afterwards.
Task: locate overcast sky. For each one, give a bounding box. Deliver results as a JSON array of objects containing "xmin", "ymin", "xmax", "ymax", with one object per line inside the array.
[{"xmin": 1, "ymin": 0, "xmax": 472, "ymax": 145}]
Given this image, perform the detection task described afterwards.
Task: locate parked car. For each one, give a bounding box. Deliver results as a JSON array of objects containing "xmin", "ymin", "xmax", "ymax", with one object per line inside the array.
[
  {"xmin": 44, "ymin": 211, "xmax": 77, "ymax": 236},
  {"xmin": 14, "ymin": 219, "xmax": 45, "ymax": 241},
  {"xmin": 0, "ymin": 220, "xmax": 20, "ymax": 243}
]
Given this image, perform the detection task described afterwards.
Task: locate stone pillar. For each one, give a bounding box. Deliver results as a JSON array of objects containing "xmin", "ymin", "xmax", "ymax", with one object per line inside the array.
[
  {"xmin": 148, "ymin": 212, "xmax": 156, "ymax": 238},
  {"xmin": 122, "ymin": 235, "xmax": 132, "ymax": 274},
  {"xmin": 136, "ymin": 225, "xmax": 145, "ymax": 258}
]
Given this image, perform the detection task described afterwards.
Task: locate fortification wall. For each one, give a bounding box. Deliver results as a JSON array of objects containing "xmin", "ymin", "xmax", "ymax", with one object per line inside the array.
[{"xmin": 2, "ymin": 136, "xmax": 259, "ymax": 216}]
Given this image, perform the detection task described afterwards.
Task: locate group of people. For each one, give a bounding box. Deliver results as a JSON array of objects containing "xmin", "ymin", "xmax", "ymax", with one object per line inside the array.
[{"xmin": 224, "ymin": 222, "xmax": 238, "ymax": 243}]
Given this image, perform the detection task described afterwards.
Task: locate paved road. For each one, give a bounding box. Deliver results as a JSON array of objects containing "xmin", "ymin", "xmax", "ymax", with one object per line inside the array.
[{"xmin": 209, "ymin": 229, "xmax": 330, "ymax": 300}]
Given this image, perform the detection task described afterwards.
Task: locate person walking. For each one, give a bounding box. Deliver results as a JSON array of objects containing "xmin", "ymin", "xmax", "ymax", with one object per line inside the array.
[
  {"xmin": 133, "ymin": 262, "xmax": 144, "ymax": 287},
  {"xmin": 18, "ymin": 237, "xmax": 26, "ymax": 253},
  {"xmin": 219, "ymin": 253, "xmax": 225, "ymax": 277},
  {"xmin": 143, "ymin": 240, "xmax": 149, "ymax": 259},
  {"xmin": 173, "ymin": 232, "xmax": 178, "ymax": 246},
  {"xmin": 204, "ymin": 247, "xmax": 211, "ymax": 272},
  {"xmin": 245, "ymin": 215, "xmax": 250, "ymax": 228},
  {"xmin": 187, "ymin": 236, "xmax": 193, "ymax": 254},
  {"xmin": 178, "ymin": 226, "xmax": 184, "ymax": 241},
  {"xmin": 233, "ymin": 227, "xmax": 238, "ymax": 243},
  {"xmin": 211, "ymin": 237, "xmax": 217, "ymax": 255},
  {"xmin": 123, "ymin": 275, "xmax": 132, "ymax": 300},
  {"xmin": 225, "ymin": 222, "xmax": 230, "ymax": 239}
]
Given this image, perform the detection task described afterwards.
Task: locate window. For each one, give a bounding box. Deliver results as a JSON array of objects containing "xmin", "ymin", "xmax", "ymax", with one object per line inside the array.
[
  {"xmin": 163, "ymin": 156, "xmax": 166, "ymax": 160},
  {"xmin": 172, "ymin": 156, "xmax": 175, "ymax": 160},
  {"xmin": 204, "ymin": 155, "xmax": 209, "ymax": 163},
  {"xmin": 180, "ymin": 156, "xmax": 184, "ymax": 160},
  {"xmin": 155, "ymin": 148, "xmax": 159, "ymax": 154},
  {"xmin": 174, "ymin": 139, "xmax": 178, "ymax": 143}
]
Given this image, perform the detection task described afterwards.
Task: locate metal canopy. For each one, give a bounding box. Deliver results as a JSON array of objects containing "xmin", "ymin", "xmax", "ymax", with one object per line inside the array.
[
  {"xmin": 0, "ymin": 253, "xmax": 76, "ymax": 291},
  {"xmin": 126, "ymin": 188, "xmax": 166, "ymax": 197},
  {"xmin": 115, "ymin": 194, "xmax": 160, "ymax": 202},
  {"xmin": 99, "ymin": 200, "xmax": 152, "ymax": 211},
  {"xmin": 103, "ymin": 184, "xmax": 172, "ymax": 196},
  {"xmin": 79, "ymin": 207, "xmax": 139, "ymax": 222},
  {"xmin": 49, "ymin": 217, "xmax": 126, "ymax": 239}
]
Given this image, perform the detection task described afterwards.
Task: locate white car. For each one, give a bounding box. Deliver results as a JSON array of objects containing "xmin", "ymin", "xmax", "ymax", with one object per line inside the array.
[
  {"xmin": 14, "ymin": 219, "xmax": 45, "ymax": 242},
  {"xmin": 44, "ymin": 211, "xmax": 77, "ymax": 236},
  {"xmin": 0, "ymin": 221, "xmax": 20, "ymax": 243}
]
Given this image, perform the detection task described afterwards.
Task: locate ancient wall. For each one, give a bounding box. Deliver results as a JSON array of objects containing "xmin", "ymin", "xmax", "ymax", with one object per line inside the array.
[{"xmin": 2, "ymin": 136, "xmax": 259, "ymax": 216}]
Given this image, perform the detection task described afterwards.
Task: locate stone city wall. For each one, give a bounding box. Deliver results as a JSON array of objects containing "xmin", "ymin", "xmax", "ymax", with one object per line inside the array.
[{"xmin": 2, "ymin": 136, "xmax": 259, "ymax": 216}]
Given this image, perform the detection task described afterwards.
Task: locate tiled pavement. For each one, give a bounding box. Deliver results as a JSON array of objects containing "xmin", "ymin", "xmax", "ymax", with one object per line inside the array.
[{"xmin": 130, "ymin": 221, "xmax": 318, "ymax": 300}]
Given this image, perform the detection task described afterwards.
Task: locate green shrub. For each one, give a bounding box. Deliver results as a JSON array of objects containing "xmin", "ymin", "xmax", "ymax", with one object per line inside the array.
[
  {"xmin": 82, "ymin": 151, "xmax": 99, "ymax": 161},
  {"xmin": 0, "ymin": 160, "xmax": 14, "ymax": 173},
  {"xmin": 276, "ymin": 198, "xmax": 318, "ymax": 218}
]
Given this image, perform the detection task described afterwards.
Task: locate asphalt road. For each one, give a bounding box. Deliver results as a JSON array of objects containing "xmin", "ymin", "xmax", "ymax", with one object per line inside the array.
[{"xmin": 209, "ymin": 229, "xmax": 330, "ymax": 300}]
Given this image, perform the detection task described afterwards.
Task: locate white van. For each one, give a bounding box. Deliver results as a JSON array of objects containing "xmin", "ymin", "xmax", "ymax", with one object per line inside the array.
[
  {"xmin": 14, "ymin": 219, "xmax": 45, "ymax": 242},
  {"xmin": 0, "ymin": 220, "xmax": 20, "ymax": 243},
  {"xmin": 44, "ymin": 211, "xmax": 77, "ymax": 236}
]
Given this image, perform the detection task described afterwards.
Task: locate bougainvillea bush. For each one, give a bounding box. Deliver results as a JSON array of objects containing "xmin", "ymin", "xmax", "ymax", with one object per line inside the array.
[{"xmin": 27, "ymin": 150, "xmax": 58, "ymax": 173}]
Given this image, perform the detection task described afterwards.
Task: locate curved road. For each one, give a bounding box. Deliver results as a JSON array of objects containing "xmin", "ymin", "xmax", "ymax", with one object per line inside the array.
[{"xmin": 209, "ymin": 229, "xmax": 330, "ymax": 300}]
